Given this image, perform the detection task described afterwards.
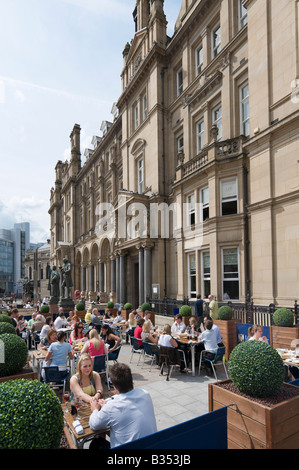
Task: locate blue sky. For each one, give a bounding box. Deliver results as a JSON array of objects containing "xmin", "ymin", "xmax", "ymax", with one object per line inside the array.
[{"xmin": 0, "ymin": 0, "xmax": 182, "ymax": 243}]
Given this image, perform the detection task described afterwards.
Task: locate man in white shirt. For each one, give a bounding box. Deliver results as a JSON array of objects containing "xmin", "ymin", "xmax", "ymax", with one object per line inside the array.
[
  {"xmin": 171, "ymin": 314, "xmax": 186, "ymax": 335},
  {"xmin": 89, "ymin": 363, "xmax": 157, "ymax": 448},
  {"xmin": 54, "ymin": 310, "xmax": 67, "ymax": 330}
]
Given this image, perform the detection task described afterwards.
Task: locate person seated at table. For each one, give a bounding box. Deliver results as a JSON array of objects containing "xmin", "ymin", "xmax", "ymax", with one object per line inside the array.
[
  {"xmin": 89, "ymin": 363, "xmax": 157, "ymax": 449},
  {"xmin": 113, "ymin": 312, "xmax": 124, "ymax": 324},
  {"xmin": 171, "ymin": 314, "xmax": 186, "ymax": 335},
  {"xmin": 198, "ymin": 318, "xmax": 218, "ymax": 376},
  {"xmin": 81, "ymin": 329, "xmax": 108, "ymax": 357},
  {"xmin": 186, "ymin": 316, "xmax": 201, "ymax": 336},
  {"xmin": 70, "ymin": 353, "xmax": 104, "ymax": 404},
  {"xmin": 69, "ymin": 322, "xmax": 87, "ymax": 346},
  {"xmin": 203, "ymin": 315, "xmax": 223, "ymax": 346},
  {"xmin": 54, "ymin": 310, "xmax": 67, "ymax": 330},
  {"xmin": 158, "ymin": 324, "xmax": 187, "ymax": 373},
  {"xmin": 40, "ymin": 327, "xmax": 58, "ymax": 349},
  {"xmin": 100, "ymin": 324, "xmax": 121, "ymax": 360},
  {"xmin": 248, "ymin": 324, "xmax": 268, "ymax": 343},
  {"xmin": 90, "ymin": 308, "xmax": 102, "ymax": 326},
  {"xmin": 85, "ymin": 308, "xmax": 93, "ymax": 324},
  {"xmin": 40, "ymin": 316, "xmax": 54, "ymax": 341},
  {"xmin": 134, "ymin": 318, "xmax": 145, "ymax": 346},
  {"xmin": 143, "ymin": 311, "xmax": 157, "ymax": 331},
  {"xmin": 141, "ymin": 321, "xmax": 159, "ymax": 346},
  {"xmin": 44, "ymin": 330, "xmax": 74, "ymax": 379},
  {"xmin": 126, "ymin": 311, "xmax": 137, "ymax": 343},
  {"xmin": 16, "ymin": 315, "xmax": 27, "ymax": 338}
]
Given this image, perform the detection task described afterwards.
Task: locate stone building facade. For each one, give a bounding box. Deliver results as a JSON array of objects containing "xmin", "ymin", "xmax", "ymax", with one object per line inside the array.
[{"xmin": 49, "ymin": 0, "xmax": 299, "ymax": 308}]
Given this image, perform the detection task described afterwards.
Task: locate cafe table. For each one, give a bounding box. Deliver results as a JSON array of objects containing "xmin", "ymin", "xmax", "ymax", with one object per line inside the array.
[
  {"xmin": 173, "ymin": 334, "xmax": 200, "ymax": 377},
  {"xmin": 63, "ymin": 395, "xmax": 114, "ymax": 449},
  {"xmin": 31, "ymin": 348, "xmax": 47, "ymax": 380},
  {"xmin": 276, "ymin": 348, "xmax": 299, "ymax": 374}
]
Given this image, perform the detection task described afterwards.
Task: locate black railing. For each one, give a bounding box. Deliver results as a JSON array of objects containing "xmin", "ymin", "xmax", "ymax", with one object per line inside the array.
[{"xmin": 147, "ymin": 297, "xmax": 299, "ymax": 326}]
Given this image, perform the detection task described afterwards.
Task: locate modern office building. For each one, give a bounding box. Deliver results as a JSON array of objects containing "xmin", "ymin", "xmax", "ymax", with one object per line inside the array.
[
  {"xmin": 49, "ymin": 0, "xmax": 299, "ymax": 308},
  {"xmin": 0, "ymin": 222, "xmax": 30, "ymax": 294}
]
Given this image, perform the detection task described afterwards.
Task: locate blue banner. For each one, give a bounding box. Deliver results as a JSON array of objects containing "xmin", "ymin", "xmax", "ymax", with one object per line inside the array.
[{"xmin": 236, "ymin": 323, "xmax": 270, "ymax": 344}]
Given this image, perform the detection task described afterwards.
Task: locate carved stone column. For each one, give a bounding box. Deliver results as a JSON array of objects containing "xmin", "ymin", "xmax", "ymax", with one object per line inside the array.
[
  {"xmin": 142, "ymin": 241, "xmax": 154, "ymax": 303},
  {"xmin": 137, "ymin": 243, "xmax": 144, "ymax": 305}
]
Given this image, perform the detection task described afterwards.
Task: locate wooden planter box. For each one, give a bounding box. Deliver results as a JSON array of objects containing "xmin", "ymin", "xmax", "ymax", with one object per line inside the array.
[
  {"xmin": 214, "ymin": 319, "xmax": 240, "ymax": 362},
  {"xmin": 121, "ymin": 309, "xmax": 131, "ymax": 321},
  {"xmin": 105, "ymin": 308, "xmax": 118, "ymax": 317},
  {"xmin": 0, "ymin": 361, "xmax": 37, "ymax": 384},
  {"xmin": 75, "ymin": 310, "xmax": 86, "ymax": 321},
  {"xmin": 271, "ymin": 325, "xmax": 299, "ymax": 350},
  {"xmin": 209, "ymin": 379, "xmax": 299, "ymax": 449}
]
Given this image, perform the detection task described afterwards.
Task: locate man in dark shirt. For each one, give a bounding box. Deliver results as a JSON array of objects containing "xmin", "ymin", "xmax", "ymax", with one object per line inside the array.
[{"xmin": 194, "ymin": 294, "xmax": 204, "ymax": 330}]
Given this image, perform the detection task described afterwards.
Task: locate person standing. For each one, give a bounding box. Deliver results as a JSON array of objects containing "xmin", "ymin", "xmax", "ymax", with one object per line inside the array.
[
  {"xmin": 208, "ymin": 295, "xmax": 218, "ymax": 320},
  {"xmin": 89, "ymin": 363, "xmax": 157, "ymax": 448},
  {"xmin": 194, "ymin": 294, "xmax": 204, "ymax": 328}
]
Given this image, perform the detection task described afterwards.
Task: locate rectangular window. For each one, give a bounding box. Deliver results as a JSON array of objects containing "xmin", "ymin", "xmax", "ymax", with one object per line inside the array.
[
  {"xmin": 195, "ymin": 45, "xmax": 203, "ymax": 76},
  {"xmin": 137, "ymin": 158, "xmax": 144, "ymax": 194},
  {"xmin": 212, "ymin": 25, "xmax": 221, "ymax": 58},
  {"xmin": 177, "ymin": 135, "xmax": 184, "ymax": 154},
  {"xmin": 221, "ymin": 177, "xmax": 238, "ymax": 216},
  {"xmin": 188, "ymin": 253, "xmax": 197, "ymax": 299},
  {"xmin": 201, "ymin": 187, "xmax": 209, "ymax": 221},
  {"xmin": 196, "ymin": 119, "xmax": 204, "ymax": 153},
  {"xmin": 141, "ymin": 92, "xmax": 147, "ymax": 121},
  {"xmin": 239, "ymin": 0, "xmax": 248, "ymax": 29},
  {"xmin": 212, "ymin": 105, "xmax": 222, "ymax": 140},
  {"xmin": 240, "ymin": 82, "xmax": 249, "ymax": 136},
  {"xmin": 187, "ymin": 193, "xmax": 195, "ymax": 226},
  {"xmin": 177, "ymin": 67, "xmax": 183, "ymax": 97},
  {"xmin": 202, "ymin": 251, "xmax": 210, "ymax": 299},
  {"xmin": 222, "ymin": 247, "xmax": 239, "ymax": 300},
  {"xmin": 133, "ymin": 103, "xmax": 139, "ymax": 130}
]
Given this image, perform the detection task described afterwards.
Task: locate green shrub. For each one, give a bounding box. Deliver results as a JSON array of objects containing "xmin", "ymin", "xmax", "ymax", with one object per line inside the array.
[
  {"xmin": 0, "ymin": 334, "xmax": 28, "ymax": 377},
  {"xmin": 218, "ymin": 305, "xmax": 233, "ymax": 321},
  {"xmin": 107, "ymin": 301, "xmax": 114, "ymax": 309},
  {"xmin": 180, "ymin": 305, "xmax": 192, "ymax": 316},
  {"xmin": 75, "ymin": 302, "xmax": 85, "ymax": 311},
  {"xmin": 141, "ymin": 302, "xmax": 151, "ymax": 313},
  {"xmin": 0, "ymin": 379, "xmax": 64, "ymax": 449},
  {"xmin": 40, "ymin": 304, "xmax": 50, "ymax": 314},
  {"xmin": 124, "ymin": 303, "xmax": 132, "ymax": 310},
  {"xmin": 0, "ymin": 314, "xmax": 13, "ymax": 325},
  {"xmin": 0, "ymin": 322, "xmax": 17, "ymax": 335},
  {"xmin": 273, "ymin": 308, "xmax": 294, "ymax": 327},
  {"xmin": 228, "ymin": 340, "xmax": 284, "ymax": 398}
]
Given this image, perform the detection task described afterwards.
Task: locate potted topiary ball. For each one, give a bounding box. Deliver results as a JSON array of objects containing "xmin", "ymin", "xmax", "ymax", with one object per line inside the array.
[
  {"xmin": 271, "ymin": 307, "xmax": 299, "ymax": 350},
  {"xmin": 122, "ymin": 302, "xmax": 133, "ymax": 320},
  {"xmin": 106, "ymin": 301, "xmax": 117, "ymax": 317},
  {"xmin": 0, "ymin": 322, "xmax": 17, "ymax": 335},
  {"xmin": 0, "ymin": 333, "xmax": 29, "ymax": 378},
  {"xmin": 0, "ymin": 379, "xmax": 64, "ymax": 449},
  {"xmin": 0, "ymin": 314, "xmax": 13, "ymax": 325},
  {"xmin": 141, "ymin": 302, "xmax": 151, "ymax": 313},
  {"xmin": 273, "ymin": 308, "xmax": 294, "ymax": 327},
  {"xmin": 40, "ymin": 304, "xmax": 50, "ymax": 314},
  {"xmin": 179, "ymin": 305, "xmax": 192, "ymax": 326},
  {"xmin": 107, "ymin": 301, "xmax": 114, "ymax": 309},
  {"xmin": 228, "ymin": 340, "xmax": 285, "ymax": 398},
  {"xmin": 217, "ymin": 305, "xmax": 233, "ymax": 321},
  {"xmin": 75, "ymin": 302, "xmax": 85, "ymax": 311},
  {"xmin": 124, "ymin": 302, "xmax": 132, "ymax": 310}
]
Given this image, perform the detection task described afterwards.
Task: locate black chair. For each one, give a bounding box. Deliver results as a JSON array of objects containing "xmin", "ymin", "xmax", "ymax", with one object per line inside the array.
[
  {"xmin": 129, "ymin": 337, "xmax": 143, "ymax": 365},
  {"xmin": 93, "ymin": 354, "xmax": 110, "ymax": 390},
  {"xmin": 108, "ymin": 344, "xmax": 121, "ymax": 363},
  {"xmin": 198, "ymin": 346, "xmax": 228, "ymax": 380},
  {"xmin": 142, "ymin": 341, "xmax": 159, "ymax": 371},
  {"xmin": 43, "ymin": 366, "xmax": 70, "ymax": 395},
  {"xmin": 159, "ymin": 346, "xmax": 181, "ymax": 381}
]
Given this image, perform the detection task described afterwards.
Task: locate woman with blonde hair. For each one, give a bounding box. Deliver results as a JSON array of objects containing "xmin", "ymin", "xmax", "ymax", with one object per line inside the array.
[
  {"xmin": 141, "ymin": 320, "xmax": 158, "ymax": 345},
  {"xmin": 248, "ymin": 324, "xmax": 268, "ymax": 343},
  {"xmin": 70, "ymin": 353, "xmax": 104, "ymax": 403},
  {"xmin": 81, "ymin": 328, "xmax": 108, "ymax": 357},
  {"xmin": 158, "ymin": 324, "xmax": 178, "ymax": 348}
]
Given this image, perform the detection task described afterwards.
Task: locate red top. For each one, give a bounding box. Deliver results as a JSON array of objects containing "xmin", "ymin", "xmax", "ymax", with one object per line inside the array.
[
  {"xmin": 88, "ymin": 340, "xmax": 105, "ymax": 358},
  {"xmin": 134, "ymin": 326, "xmax": 143, "ymax": 346}
]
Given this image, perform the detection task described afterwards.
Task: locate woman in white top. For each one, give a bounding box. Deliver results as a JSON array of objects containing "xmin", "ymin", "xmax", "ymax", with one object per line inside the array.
[
  {"xmin": 158, "ymin": 324, "xmax": 178, "ymax": 348},
  {"xmin": 248, "ymin": 324, "xmax": 268, "ymax": 343}
]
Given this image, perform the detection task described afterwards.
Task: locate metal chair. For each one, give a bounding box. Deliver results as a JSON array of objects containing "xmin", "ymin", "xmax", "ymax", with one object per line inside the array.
[
  {"xmin": 108, "ymin": 344, "xmax": 122, "ymax": 363},
  {"xmin": 141, "ymin": 341, "xmax": 159, "ymax": 371},
  {"xmin": 159, "ymin": 346, "xmax": 181, "ymax": 381},
  {"xmin": 129, "ymin": 336, "xmax": 143, "ymax": 365},
  {"xmin": 43, "ymin": 366, "xmax": 70, "ymax": 395},
  {"xmin": 198, "ymin": 346, "xmax": 228, "ymax": 380},
  {"xmin": 32, "ymin": 331, "xmax": 41, "ymax": 350},
  {"xmin": 93, "ymin": 354, "xmax": 110, "ymax": 390}
]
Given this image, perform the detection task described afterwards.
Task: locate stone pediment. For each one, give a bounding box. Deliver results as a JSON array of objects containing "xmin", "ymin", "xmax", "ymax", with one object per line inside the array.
[{"xmin": 126, "ymin": 28, "xmax": 148, "ymax": 68}]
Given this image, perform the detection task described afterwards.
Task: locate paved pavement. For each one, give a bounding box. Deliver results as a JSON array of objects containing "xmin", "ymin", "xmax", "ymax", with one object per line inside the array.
[{"xmin": 112, "ymin": 341, "xmax": 228, "ymax": 433}]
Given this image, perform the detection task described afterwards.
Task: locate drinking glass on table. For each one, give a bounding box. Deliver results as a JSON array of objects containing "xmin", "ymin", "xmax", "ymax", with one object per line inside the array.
[
  {"xmin": 62, "ymin": 391, "xmax": 70, "ymax": 412},
  {"xmin": 74, "ymin": 396, "xmax": 83, "ymax": 419}
]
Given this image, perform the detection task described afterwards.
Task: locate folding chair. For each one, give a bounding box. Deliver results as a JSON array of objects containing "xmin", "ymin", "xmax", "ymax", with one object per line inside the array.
[
  {"xmin": 129, "ymin": 336, "xmax": 143, "ymax": 365},
  {"xmin": 43, "ymin": 366, "xmax": 70, "ymax": 395},
  {"xmin": 141, "ymin": 341, "xmax": 159, "ymax": 371},
  {"xmin": 198, "ymin": 346, "xmax": 228, "ymax": 380},
  {"xmin": 108, "ymin": 344, "xmax": 122, "ymax": 363},
  {"xmin": 93, "ymin": 354, "xmax": 110, "ymax": 390}
]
